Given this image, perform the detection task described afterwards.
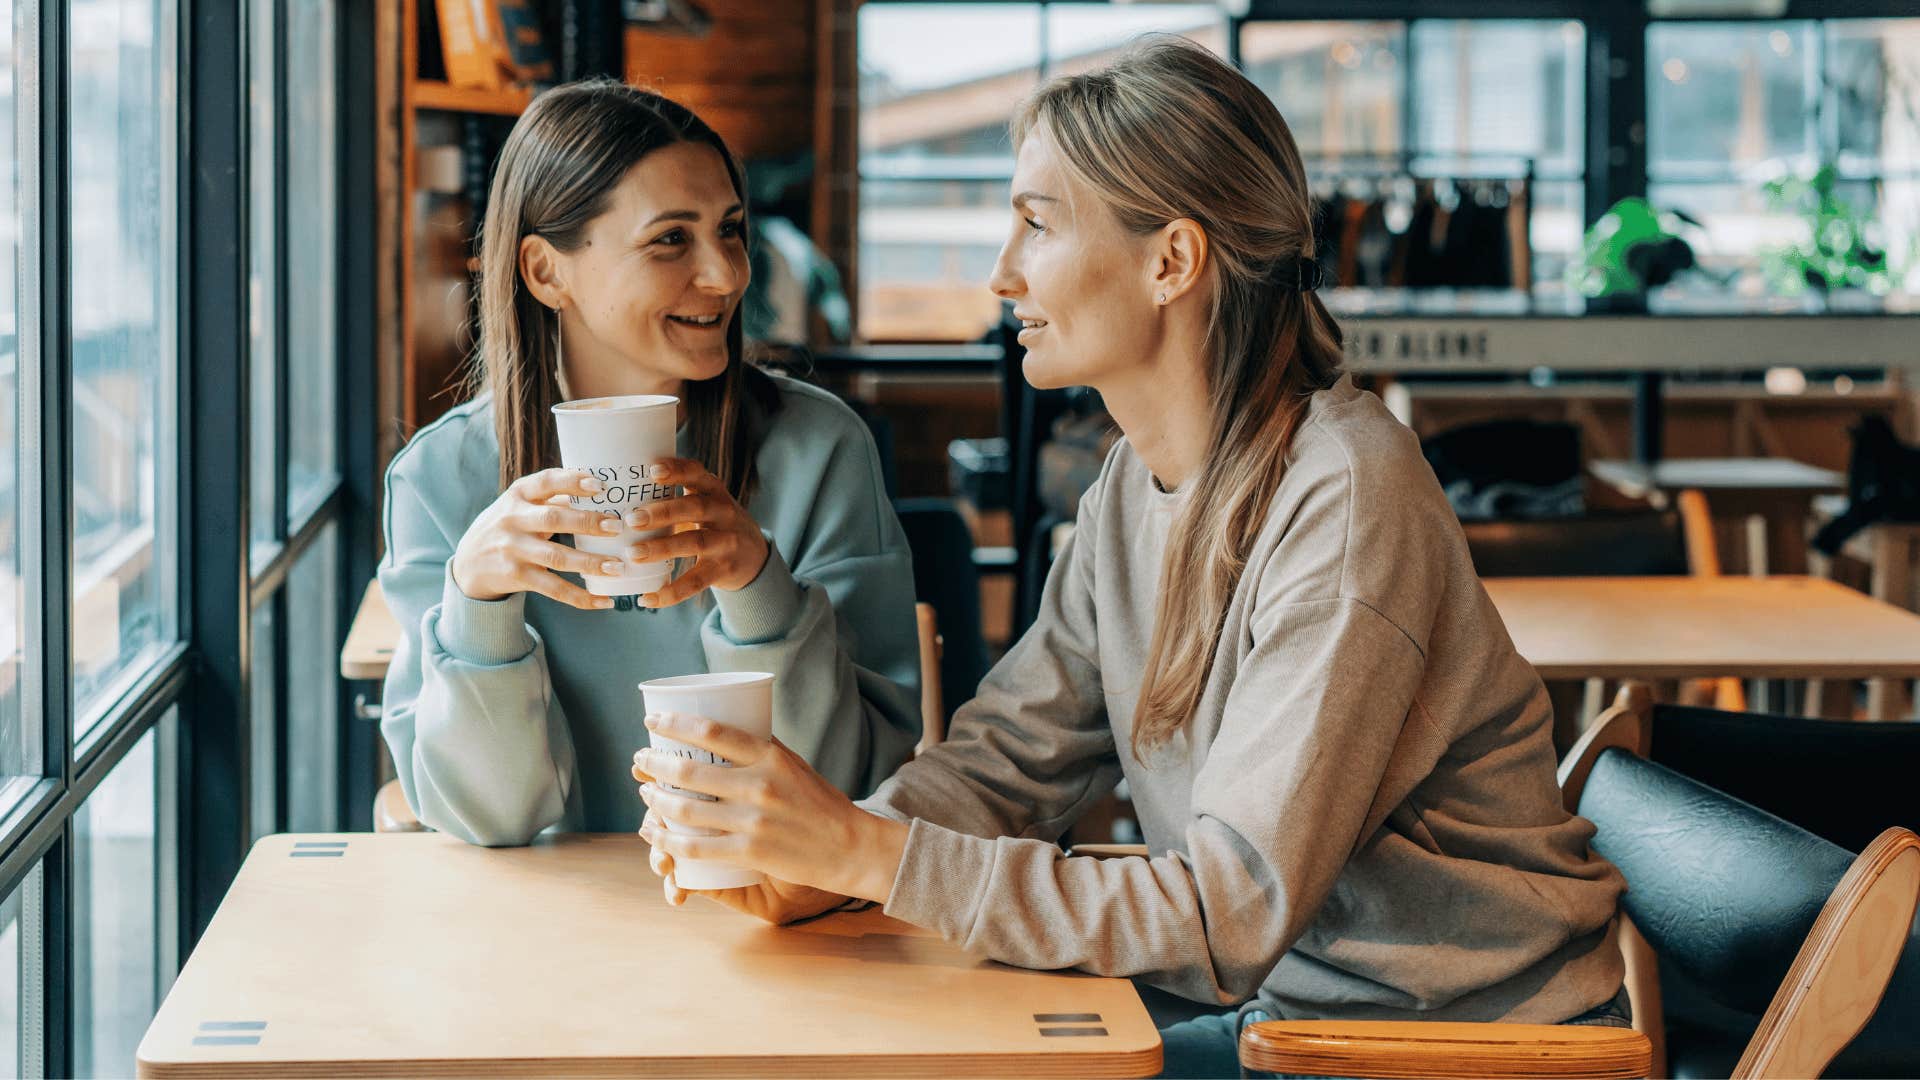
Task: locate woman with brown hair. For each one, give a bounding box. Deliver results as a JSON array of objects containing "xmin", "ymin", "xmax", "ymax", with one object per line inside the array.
[
  {"xmin": 632, "ymin": 39, "xmax": 1631, "ymax": 1075},
  {"xmin": 378, "ymin": 81, "xmax": 920, "ymax": 848}
]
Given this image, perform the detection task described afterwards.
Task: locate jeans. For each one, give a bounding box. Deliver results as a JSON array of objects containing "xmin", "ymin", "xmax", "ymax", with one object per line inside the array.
[{"xmin": 1155, "ymin": 988, "xmax": 1633, "ymax": 1079}]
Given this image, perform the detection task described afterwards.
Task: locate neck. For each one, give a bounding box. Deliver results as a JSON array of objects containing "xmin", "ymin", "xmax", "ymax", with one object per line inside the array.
[
  {"xmin": 556, "ymin": 313, "xmax": 685, "ymax": 413},
  {"xmin": 1097, "ymin": 325, "xmax": 1213, "ymax": 493}
]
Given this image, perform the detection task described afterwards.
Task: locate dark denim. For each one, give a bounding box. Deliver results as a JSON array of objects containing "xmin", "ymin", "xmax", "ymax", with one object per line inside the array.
[{"xmin": 1155, "ymin": 988, "xmax": 1633, "ymax": 1079}]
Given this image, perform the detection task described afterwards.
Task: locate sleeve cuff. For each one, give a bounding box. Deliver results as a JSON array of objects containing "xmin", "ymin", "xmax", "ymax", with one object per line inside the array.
[
  {"xmin": 879, "ymin": 817, "xmax": 997, "ymax": 941},
  {"xmin": 434, "ymin": 563, "xmax": 536, "ymax": 666},
  {"xmin": 712, "ymin": 541, "xmax": 807, "ymax": 645}
]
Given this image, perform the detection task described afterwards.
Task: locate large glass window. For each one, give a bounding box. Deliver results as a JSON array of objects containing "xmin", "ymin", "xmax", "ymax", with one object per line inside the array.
[
  {"xmin": 0, "ymin": 864, "xmax": 44, "ymax": 1077},
  {"xmin": 2, "ymin": 0, "xmax": 31, "ymax": 802},
  {"xmin": 856, "ymin": 3, "xmax": 1221, "ymax": 341},
  {"xmin": 1648, "ymin": 19, "xmax": 1920, "ymax": 295},
  {"xmin": 285, "ymin": 523, "xmax": 338, "ymax": 832},
  {"xmin": 285, "ymin": 0, "xmax": 338, "ymax": 521},
  {"xmin": 1241, "ymin": 19, "xmax": 1586, "ymax": 291},
  {"xmin": 73, "ymin": 723, "xmax": 164, "ymax": 1079},
  {"xmin": 248, "ymin": 0, "xmax": 279, "ymax": 570},
  {"xmin": 70, "ymin": 0, "xmax": 179, "ymax": 729}
]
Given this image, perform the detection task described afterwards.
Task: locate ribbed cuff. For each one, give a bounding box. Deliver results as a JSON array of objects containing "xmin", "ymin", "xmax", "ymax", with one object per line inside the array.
[
  {"xmin": 712, "ymin": 541, "xmax": 806, "ymax": 645},
  {"xmin": 880, "ymin": 817, "xmax": 996, "ymax": 940},
  {"xmin": 435, "ymin": 563, "xmax": 536, "ymax": 666}
]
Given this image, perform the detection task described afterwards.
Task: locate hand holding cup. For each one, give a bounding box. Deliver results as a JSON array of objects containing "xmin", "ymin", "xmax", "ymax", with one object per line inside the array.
[{"xmin": 449, "ymin": 468, "xmax": 623, "ymax": 610}]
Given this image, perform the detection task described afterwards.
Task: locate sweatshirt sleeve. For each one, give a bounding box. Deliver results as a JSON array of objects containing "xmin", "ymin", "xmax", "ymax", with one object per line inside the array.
[
  {"xmin": 699, "ymin": 412, "xmax": 921, "ymax": 799},
  {"xmin": 857, "ymin": 468, "xmax": 1121, "ymax": 842},
  {"xmin": 377, "ymin": 444, "xmax": 581, "ymax": 847}
]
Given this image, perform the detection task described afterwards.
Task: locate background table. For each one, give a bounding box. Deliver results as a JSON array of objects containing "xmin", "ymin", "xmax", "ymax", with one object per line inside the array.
[
  {"xmin": 138, "ymin": 833, "xmax": 1161, "ymax": 1078},
  {"xmin": 1588, "ymin": 458, "xmax": 1844, "ymax": 576},
  {"xmin": 1485, "ymin": 576, "xmax": 1920, "ymax": 719}
]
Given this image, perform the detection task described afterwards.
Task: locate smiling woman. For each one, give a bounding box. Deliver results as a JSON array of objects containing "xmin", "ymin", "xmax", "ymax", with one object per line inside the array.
[{"xmin": 375, "ymin": 80, "xmax": 924, "ymax": 846}]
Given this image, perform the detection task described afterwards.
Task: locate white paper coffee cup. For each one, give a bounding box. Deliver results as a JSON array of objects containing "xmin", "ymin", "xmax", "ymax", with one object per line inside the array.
[
  {"xmin": 551, "ymin": 394, "xmax": 679, "ymax": 596},
  {"xmin": 638, "ymin": 671, "xmax": 774, "ymax": 891}
]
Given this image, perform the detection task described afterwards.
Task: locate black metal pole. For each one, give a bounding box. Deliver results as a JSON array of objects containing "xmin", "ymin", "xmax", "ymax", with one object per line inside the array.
[{"xmin": 1633, "ymin": 370, "xmax": 1664, "ymax": 465}]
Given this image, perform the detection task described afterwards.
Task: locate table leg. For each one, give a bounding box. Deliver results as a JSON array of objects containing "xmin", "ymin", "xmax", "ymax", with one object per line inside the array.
[{"xmin": 1867, "ymin": 530, "xmax": 1917, "ymax": 721}]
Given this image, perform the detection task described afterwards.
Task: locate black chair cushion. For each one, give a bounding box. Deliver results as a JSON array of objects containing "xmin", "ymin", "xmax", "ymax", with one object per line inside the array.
[
  {"xmin": 1651, "ymin": 704, "xmax": 1920, "ymax": 855},
  {"xmin": 1461, "ymin": 512, "xmax": 1689, "ymax": 578},
  {"xmin": 1580, "ymin": 750, "xmax": 1920, "ymax": 1076}
]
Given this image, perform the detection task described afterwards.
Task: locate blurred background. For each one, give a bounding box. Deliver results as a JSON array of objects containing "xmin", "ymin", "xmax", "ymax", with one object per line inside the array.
[{"xmin": 1, "ymin": 1, "xmax": 1917, "ymax": 1074}]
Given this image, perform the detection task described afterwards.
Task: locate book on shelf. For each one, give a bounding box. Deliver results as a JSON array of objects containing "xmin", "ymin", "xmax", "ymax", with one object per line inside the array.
[
  {"xmin": 496, "ymin": 0, "xmax": 554, "ymax": 84},
  {"xmin": 436, "ymin": 0, "xmax": 516, "ymax": 90}
]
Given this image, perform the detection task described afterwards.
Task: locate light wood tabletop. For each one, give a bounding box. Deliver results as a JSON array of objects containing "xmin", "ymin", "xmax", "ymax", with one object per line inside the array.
[
  {"xmin": 137, "ymin": 833, "xmax": 1162, "ymax": 1079},
  {"xmin": 1485, "ymin": 575, "xmax": 1920, "ymax": 682},
  {"xmin": 340, "ymin": 579, "xmax": 399, "ymax": 681}
]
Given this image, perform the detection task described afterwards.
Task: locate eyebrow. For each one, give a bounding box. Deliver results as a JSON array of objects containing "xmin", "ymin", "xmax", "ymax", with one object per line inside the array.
[
  {"xmin": 643, "ymin": 203, "xmax": 745, "ymax": 227},
  {"xmin": 1011, "ymin": 191, "xmax": 1058, "ymax": 208}
]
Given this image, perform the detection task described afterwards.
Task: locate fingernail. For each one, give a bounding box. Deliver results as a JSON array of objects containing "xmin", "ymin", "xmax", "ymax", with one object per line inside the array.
[
  {"xmin": 631, "ymin": 544, "xmax": 649, "ymax": 560},
  {"xmin": 628, "ymin": 510, "xmax": 649, "ymax": 528},
  {"xmin": 640, "ymin": 593, "xmax": 660, "ymax": 608},
  {"xmin": 599, "ymin": 517, "xmax": 621, "ymax": 534},
  {"xmin": 595, "ymin": 596, "xmax": 614, "ymax": 609},
  {"xmin": 599, "ymin": 560, "xmax": 623, "ymax": 575},
  {"xmin": 582, "ymin": 477, "xmax": 604, "ymax": 493},
  {"xmin": 644, "ymin": 714, "xmax": 660, "ymax": 730}
]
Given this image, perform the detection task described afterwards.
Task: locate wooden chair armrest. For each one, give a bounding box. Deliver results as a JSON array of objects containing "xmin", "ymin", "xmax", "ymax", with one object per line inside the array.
[
  {"xmin": 375, "ymin": 779, "xmax": 427, "ymax": 833},
  {"xmin": 1239, "ymin": 1019, "xmax": 1652, "ymax": 1079},
  {"xmin": 1557, "ymin": 681, "xmax": 1652, "ymax": 815},
  {"xmin": 1069, "ymin": 843, "xmax": 1149, "ymax": 860}
]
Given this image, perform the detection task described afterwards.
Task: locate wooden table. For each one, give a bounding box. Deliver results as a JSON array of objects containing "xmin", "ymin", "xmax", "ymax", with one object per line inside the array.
[
  {"xmin": 1589, "ymin": 458, "xmax": 1844, "ymax": 576},
  {"xmin": 138, "ymin": 833, "xmax": 1161, "ymax": 1078},
  {"xmin": 1485, "ymin": 576, "xmax": 1920, "ymax": 719},
  {"xmin": 340, "ymin": 579, "xmax": 399, "ymax": 681}
]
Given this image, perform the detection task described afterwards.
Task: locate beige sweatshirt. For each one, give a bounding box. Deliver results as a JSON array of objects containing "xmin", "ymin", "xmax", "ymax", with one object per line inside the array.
[{"xmin": 859, "ymin": 375, "xmax": 1625, "ymax": 1022}]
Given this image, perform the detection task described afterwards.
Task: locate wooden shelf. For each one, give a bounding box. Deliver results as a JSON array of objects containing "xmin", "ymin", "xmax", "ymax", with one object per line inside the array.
[{"xmin": 411, "ymin": 80, "xmax": 534, "ymax": 116}]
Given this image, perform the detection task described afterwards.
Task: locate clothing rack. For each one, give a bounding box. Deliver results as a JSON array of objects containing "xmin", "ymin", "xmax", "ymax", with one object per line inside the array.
[{"xmin": 1303, "ymin": 155, "xmax": 1536, "ymax": 291}]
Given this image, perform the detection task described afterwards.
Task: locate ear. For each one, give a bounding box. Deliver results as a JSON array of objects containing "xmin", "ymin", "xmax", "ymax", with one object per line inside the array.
[
  {"xmin": 518, "ymin": 234, "xmax": 572, "ymax": 311},
  {"xmin": 1148, "ymin": 218, "xmax": 1209, "ymax": 306}
]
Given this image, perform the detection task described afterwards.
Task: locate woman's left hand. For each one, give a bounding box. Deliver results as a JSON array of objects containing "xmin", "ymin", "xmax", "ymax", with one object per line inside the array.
[
  {"xmin": 624, "ymin": 457, "xmax": 770, "ymax": 608},
  {"xmin": 631, "ymin": 711, "xmax": 908, "ymax": 905}
]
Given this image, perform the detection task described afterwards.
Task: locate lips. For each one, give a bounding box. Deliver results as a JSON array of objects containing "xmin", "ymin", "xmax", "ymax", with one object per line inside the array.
[{"xmin": 667, "ymin": 312, "xmax": 724, "ymax": 328}]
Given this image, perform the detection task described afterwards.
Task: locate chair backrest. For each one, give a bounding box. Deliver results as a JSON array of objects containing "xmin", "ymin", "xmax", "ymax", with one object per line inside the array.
[
  {"xmin": 1461, "ymin": 512, "xmax": 1689, "ymax": 578},
  {"xmin": 1577, "ymin": 750, "xmax": 1920, "ymax": 1079},
  {"xmin": 1650, "ymin": 703, "xmax": 1920, "ymax": 855},
  {"xmin": 894, "ymin": 498, "xmax": 989, "ymax": 722}
]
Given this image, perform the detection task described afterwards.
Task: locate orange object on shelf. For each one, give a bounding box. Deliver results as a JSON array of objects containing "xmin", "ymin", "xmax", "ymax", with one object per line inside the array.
[{"xmin": 411, "ymin": 79, "xmax": 533, "ymax": 116}]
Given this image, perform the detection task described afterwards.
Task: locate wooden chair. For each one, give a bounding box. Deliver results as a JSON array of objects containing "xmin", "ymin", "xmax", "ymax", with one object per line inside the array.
[
  {"xmin": 374, "ymin": 602, "xmax": 946, "ymax": 833},
  {"xmin": 1240, "ymin": 686, "xmax": 1920, "ymax": 1080}
]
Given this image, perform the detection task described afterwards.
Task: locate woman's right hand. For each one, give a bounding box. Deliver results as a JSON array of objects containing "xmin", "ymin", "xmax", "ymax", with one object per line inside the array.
[
  {"xmin": 450, "ymin": 468, "xmax": 624, "ymax": 610},
  {"xmin": 645, "ymin": 825, "xmax": 850, "ymax": 924}
]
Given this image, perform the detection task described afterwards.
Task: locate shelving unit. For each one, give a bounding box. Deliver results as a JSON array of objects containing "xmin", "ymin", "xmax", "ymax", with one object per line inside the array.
[{"xmin": 410, "ymin": 79, "xmax": 535, "ymax": 116}]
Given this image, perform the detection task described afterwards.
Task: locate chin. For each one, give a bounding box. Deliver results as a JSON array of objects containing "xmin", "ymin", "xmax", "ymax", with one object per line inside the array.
[{"xmin": 1019, "ymin": 347, "xmax": 1086, "ymax": 391}]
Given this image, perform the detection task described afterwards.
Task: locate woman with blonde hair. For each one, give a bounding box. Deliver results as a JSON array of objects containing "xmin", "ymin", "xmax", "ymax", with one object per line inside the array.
[
  {"xmin": 630, "ymin": 41, "xmax": 1628, "ymax": 1075},
  {"xmin": 379, "ymin": 81, "xmax": 920, "ymax": 847}
]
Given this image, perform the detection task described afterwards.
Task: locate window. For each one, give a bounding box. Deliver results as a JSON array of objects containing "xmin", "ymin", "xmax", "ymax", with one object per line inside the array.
[
  {"xmin": 74, "ymin": 721, "xmax": 170, "ymax": 1078},
  {"xmin": 0, "ymin": 865, "xmax": 45, "ymax": 1077},
  {"xmin": 249, "ymin": 600, "xmax": 279, "ymax": 842},
  {"xmin": 249, "ymin": 0, "xmax": 279, "ymax": 570},
  {"xmin": 286, "ymin": 0, "xmax": 338, "ymax": 522},
  {"xmin": 70, "ymin": 0, "xmax": 180, "ymax": 730},
  {"xmin": 1647, "ymin": 19, "xmax": 1920, "ymax": 295},
  {"xmin": 1, "ymin": 0, "xmax": 30, "ymax": 803},
  {"xmin": 285, "ymin": 523, "xmax": 339, "ymax": 832},
  {"xmin": 1241, "ymin": 19, "xmax": 1586, "ymax": 290},
  {"xmin": 856, "ymin": 2, "xmax": 1222, "ymax": 341}
]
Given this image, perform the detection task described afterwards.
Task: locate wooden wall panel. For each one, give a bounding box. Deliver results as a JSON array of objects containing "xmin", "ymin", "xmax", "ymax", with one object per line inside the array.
[{"xmin": 626, "ymin": 3, "xmax": 817, "ymax": 161}]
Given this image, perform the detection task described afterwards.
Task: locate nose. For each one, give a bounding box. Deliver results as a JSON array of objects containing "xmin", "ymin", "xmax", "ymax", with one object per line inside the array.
[
  {"xmin": 988, "ymin": 240, "xmax": 1022, "ymax": 301},
  {"xmin": 692, "ymin": 237, "xmax": 746, "ymax": 296}
]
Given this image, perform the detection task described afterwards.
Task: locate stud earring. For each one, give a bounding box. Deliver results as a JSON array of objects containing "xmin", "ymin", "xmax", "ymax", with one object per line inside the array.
[{"xmin": 1157, "ymin": 293, "xmax": 1167, "ymax": 304}]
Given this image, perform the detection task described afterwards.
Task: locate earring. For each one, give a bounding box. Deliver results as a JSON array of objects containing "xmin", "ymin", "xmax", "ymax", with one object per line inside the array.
[
  {"xmin": 1157, "ymin": 293, "xmax": 1167, "ymax": 304},
  {"xmin": 552, "ymin": 313, "xmax": 574, "ymax": 401}
]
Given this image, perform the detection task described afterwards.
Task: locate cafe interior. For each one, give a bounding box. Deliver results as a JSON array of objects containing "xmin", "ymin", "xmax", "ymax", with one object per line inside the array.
[{"xmin": 7, "ymin": 0, "xmax": 1920, "ymax": 1076}]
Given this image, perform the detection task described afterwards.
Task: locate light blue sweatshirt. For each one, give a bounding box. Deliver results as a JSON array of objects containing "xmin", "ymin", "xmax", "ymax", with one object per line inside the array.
[{"xmin": 378, "ymin": 374, "xmax": 921, "ymax": 846}]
